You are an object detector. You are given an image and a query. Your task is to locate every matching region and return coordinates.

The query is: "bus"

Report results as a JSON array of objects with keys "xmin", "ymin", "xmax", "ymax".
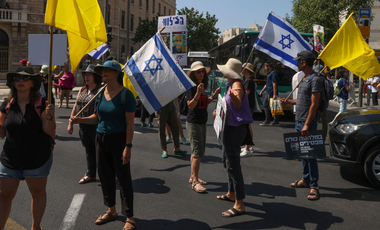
[{"xmin": 208, "ymin": 30, "xmax": 314, "ymax": 113}]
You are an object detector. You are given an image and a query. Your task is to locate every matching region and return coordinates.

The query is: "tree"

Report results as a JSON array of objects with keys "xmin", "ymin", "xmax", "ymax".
[
  {"xmin": 177, "ymin": 7, "xmax": 220, "ymax": 51},
  {"xmin": 288, "ymin": 0, "xmax": 378, "ymax": 43},
  {"xmin": 132, "ymin": 16, "xmax": 159, "ymax": 44}
]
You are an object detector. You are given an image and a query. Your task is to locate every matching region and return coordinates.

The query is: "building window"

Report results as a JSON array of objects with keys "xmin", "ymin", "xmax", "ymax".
[
  {"xmin": 131, "ymin": 0, "xmax": 134, "ymax": 3},
  {"xmin": 121, "ymin": 10, "xmax": 125, "ymax": 29},
  {"xmin": 164, "ymin": 6, "xmax": 166, "ymax": 15},
  {"xmin": 139, "ymin": 17, "xmax": 142, "ymax": 26},
  {"xmin": 152, "ymin": 0, "xmax": 155, "ymax": 13},
  {"xmin": 43, "ymin": 0, "xmax": 48, "ymax": 13},
  {"xmin": 130, "ymin": 47, "xmax": 134, "ymax": 56},
  {"xmin": 131, "ymin": 14, "xmax": 134, "ymax": 31},
  {"xmin": 139, "ymin": 0, "xmax": 142, "ymax": 7},
  {"xmin": 169, "ymin": 9, "xmax": 171, "ymax": 15},
  {"xmin": 146, "ymin": 0, "xmax": 149, "ymax": 11},
  {"xmin": 107, "ymin": 4, "xmax": 111, "ymax": 24},
  {"xmin": 158, "ymin": 3, "xmax": 161, "ymax": 14}
]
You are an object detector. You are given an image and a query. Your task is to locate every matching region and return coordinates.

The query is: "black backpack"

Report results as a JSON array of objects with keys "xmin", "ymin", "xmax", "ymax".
[{"xmin": 179, "ymin": 93, "xmax": 188, "ymax": 116}]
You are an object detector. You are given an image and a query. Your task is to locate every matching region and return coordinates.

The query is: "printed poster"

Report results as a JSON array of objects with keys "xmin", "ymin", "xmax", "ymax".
[
  {"xmin": 283, "ymin": 130, "xmax": 326, "ymax": 160},
  {"xmin": 214, "ymin": 94, "xmax": 227, "ymax": 144},
  {"xmin": 313, "ymin": 24, "xmax": 324, "ymax": 53}
]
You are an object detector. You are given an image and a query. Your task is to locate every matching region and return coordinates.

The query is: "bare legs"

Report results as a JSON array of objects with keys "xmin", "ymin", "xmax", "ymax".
[
  {"xmin": 59, "ymin": 89, "xmax": 71, "ymax": 108},
  {"xmin": 0, "ymin": 178, "xmax": 20, "ymax": 230}
]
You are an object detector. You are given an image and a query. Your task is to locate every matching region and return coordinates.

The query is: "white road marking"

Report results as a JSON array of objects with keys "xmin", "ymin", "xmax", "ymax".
[
  {"xmin": 55, "ymin": 121, "xmax": 63, "ymax": 124},
  {"xmin": 59, "ymin": 193, "xmax": 85, "ymax": 230},
  {"xmin": 134, "ymin": 131, "xmax": 142, "ymax": 134}
]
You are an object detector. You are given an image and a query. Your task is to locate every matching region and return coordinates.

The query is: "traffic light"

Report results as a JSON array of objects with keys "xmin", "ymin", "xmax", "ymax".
[{"xmin": 107, "ymin": 26, "xmax": 113, "ymax": 43}]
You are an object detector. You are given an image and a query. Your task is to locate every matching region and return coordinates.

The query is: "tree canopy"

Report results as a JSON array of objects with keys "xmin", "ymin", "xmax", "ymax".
[
  {"xmin": 287, "ymin": 0, "xmax": 378, "ymax": 43},
  {"xmin": 132, "ymin": 16, "xmax": 159, "ymax": 45}
]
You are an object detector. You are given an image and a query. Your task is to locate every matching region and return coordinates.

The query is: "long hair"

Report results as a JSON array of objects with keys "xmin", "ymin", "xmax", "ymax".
[
  {"xmin": 189, "ymin": 69, "xmax": 208, "ymax": 89},
  {"xmin": 8, "ymin": 78, "xmax": 41, "ymax": 105}
]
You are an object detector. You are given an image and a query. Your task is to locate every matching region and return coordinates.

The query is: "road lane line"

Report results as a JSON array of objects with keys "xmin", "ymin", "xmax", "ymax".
[
  {"xmin": 59, "ymin": 193, "xmax": 85, "ymax": 230},
  {"xmin": 5, "ymin": 218, "xmax": 27, "ymax": 230},
  {"xmin": 134, "ymin": 131, "xmax": 142, "ymax": 134}
]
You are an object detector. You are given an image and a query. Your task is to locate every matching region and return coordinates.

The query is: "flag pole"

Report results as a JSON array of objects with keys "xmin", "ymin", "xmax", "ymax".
[
  {"xmin": 242, "ymin": 46, "xmax": 255, "ymax": 74},
  {"xmin": 74, "ymin": 84, "xmax": 107, "ymax": 117},
  {"xmin": 47, "ymin": 25, "xmax": 54, "ymax": 120}
]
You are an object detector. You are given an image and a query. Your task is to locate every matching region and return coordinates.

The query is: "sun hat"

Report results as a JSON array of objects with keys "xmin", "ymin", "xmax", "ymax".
[
  {"xmin": 40, "ymin": 65, "xmax": 57, "ymax": 75},
  {"xmin": 186, "ymin": 61, "xmax": 210, "ymax": 77},
  {"xmin": 217, "ymin": 58, "xmax": 243, "ymax": 80},
  {"xmin": 19, "ymin": 59, "xmax": 27, "ymax": 64},
  {"xmin": 6, "ymin": 67, "xmax": 41, "ymax": 88},
  {"xmin": 242, "ymin": 63, "xmax": 254, "ymax": 73},
  {"xmin": 94, "ymin": 60, "xmax": 123, "ymax": 78},
  {"xmin": 81, "ymin": 64, "xmax": 102, "ymax": 78}
]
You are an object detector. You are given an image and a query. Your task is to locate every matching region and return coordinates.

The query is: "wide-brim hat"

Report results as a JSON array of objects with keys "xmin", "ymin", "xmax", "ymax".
[
  {"xmin": 242, "ymin": 63, "xmax": 254, "ymax": 73},
  {"xmin": 40, "ymin": 65, "xmax": 57, "ymax": 75},
  {"xmin": 217, "ymin": 58, "xmax": 243, "ymax": 80},
  {"xmin": 6, "ymin": 67, "xmax": 41, "ymax": 88},
  {"xmin": 81, "ymin": 64, "xmax": 102, "ymax": 78},
  {"xmin": 186, "ymin": 61, "xmax": 210, "ymax": 77},
  {"xmin": 94, "ymin": 60, "xmax": 123, "ymax": 78}
]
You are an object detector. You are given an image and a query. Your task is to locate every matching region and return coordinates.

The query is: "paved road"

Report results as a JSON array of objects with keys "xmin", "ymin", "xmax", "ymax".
[{"xmin": 2, "ymin": 101, "xmax": 380, "ymax": 230}]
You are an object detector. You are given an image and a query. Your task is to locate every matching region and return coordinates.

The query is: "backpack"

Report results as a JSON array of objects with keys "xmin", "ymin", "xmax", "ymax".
[
  {"xmin": 6, "ymin": 96, "xmax": 56, "ymax": 146},
  {"xmin": 307, "ymin": 73, "xmax": 329, "ymax": 119},
  {"xmin": 179, "ymin": 93, "xmax": 188, "ymax": 116},
  {"xmin": 333, "ymin": 79, "xmax": 344, "ymax": 96},
  {"xmin": 323, "ymin": 77, "xmax": 334, "ymax": 100}
]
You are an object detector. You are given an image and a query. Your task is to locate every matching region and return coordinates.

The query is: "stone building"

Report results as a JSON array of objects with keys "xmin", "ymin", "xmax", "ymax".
[{"xmin": 0, "ymin": 0, "xmax": 176, "ymax": 80}]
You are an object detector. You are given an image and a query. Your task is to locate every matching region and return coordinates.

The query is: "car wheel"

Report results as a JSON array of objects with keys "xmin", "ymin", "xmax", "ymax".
[{"xmin": 364, "ymin": 146, "xmax": 380, "ymax": 189}]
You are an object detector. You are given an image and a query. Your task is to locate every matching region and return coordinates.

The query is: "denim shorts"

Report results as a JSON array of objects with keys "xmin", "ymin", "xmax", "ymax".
[
  {"xmin": 337, "ymin": 97, "xmax": 347, "ymax": 113},
  {"xmin": 0, "ymin": 151, "xmax": 53, "ymax": 180}
]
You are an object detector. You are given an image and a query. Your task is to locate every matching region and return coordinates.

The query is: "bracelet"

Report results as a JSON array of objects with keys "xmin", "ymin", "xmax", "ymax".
[
  {"xmin": 211, "ymin": 95, "xmax": 214, "ymax": 99},
  {"xmin": 194, "ymin": 98, "xmax": 199, "ymax": 101}
]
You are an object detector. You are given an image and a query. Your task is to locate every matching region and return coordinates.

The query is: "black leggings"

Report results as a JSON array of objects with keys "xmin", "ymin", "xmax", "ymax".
[{"xmin": 96, "ymin": 132, "xmax": 134, "ymax": 217}]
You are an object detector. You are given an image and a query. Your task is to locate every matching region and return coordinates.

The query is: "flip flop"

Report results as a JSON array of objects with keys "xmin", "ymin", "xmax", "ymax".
[
  {"xmin": 123, "ymin": 220, "xmax": 136, "ymax": 230},
  {"xmin": 290, "ymin": 180, "xmax": 310, "ymax": 188},
  {"xmin": 216, "ymin": 195, "xmax": 235, "ymax": 202},
  {"xmin": 189, "ymin": 177, "xmax": 207, "ymax": 185},
  {"xmin": 192, "ymin": 182, "xmax": 206, "ymax": 193},
  {"xmin": 222, "ymin": 208, "xmax": 245, "ymax": 218},
  {"xmin": 79, "ymin": 177, "xmax": 96, "ymax": 184},
  {"xmin": 95, "ymin": 211, "xmax": 118, "ymax": 225},
  {"xmin": 307, "ymin": 189, "xmax": 320, "ymax": 201}
]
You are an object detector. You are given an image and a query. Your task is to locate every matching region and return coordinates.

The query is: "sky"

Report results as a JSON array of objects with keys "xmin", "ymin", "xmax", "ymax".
[{"xmin": 176, "ymin": 0, "xmax": 294, "ymax": 33}]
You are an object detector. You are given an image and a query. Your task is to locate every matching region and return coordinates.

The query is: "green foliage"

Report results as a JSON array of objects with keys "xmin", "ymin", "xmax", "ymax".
[
  {"xmin": 289, "ymin": 0, "xmax": 378, "ymax": 43},
  {"xmin": 132, "ymin": 16, "xmax": 159, "ymax": 44},
  {"xmin": 177, "ymin": 7, "xmax": 220, "ymax": 51}
]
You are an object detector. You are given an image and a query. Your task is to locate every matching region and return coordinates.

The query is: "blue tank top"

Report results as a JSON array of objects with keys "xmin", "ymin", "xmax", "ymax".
[{"xmin": 225, "ymin": 80, "xmax": 254, "ymax": 127}]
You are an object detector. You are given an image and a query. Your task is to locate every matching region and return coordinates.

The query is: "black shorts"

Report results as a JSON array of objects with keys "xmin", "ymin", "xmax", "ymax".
[{"xmin": 60, "ymin": 87, "xmax": 72, "ymax": 90}]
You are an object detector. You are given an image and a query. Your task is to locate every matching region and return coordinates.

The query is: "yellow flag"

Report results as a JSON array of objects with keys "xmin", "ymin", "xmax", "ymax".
[
  {"xmin": 319, "ymin": 13, "xmax": 380, "ymax": 80},
  {"xmin": 119, "ymin": 62, "xmax": 138, "ymax": 99},
  {"xmin": 44, "ymin": 0, "xmax": 107, "ymax": 72}
]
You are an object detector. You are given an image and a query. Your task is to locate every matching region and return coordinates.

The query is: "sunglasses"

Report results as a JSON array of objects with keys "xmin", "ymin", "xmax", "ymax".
[
  {"xmin": 195, "ymin": 70, "xmax": 205, "ymax": 74},
  {"xmin": 13, "ymin": 75, "xmax": 31, "ymax": 82}
]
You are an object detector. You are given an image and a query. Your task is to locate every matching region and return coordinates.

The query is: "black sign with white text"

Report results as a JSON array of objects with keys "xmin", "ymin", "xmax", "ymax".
[{"xmin": 283, "ymin": 130, "xmax": 326, "ymax": 160}]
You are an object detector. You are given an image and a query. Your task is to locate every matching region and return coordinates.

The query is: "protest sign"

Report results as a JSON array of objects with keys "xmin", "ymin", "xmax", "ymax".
[
  {"xmin": 283, "ymin": 131, "xmax": 326, "ymax": 160},
  {"xmin": 213, "ymin": 94, "xmax": 226, "ymax": 144}
]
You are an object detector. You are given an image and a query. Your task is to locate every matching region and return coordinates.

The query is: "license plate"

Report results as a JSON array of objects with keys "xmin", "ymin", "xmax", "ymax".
[{"xmin": 283, "ymin": 106, "xmax": 292, "ymax": 110}]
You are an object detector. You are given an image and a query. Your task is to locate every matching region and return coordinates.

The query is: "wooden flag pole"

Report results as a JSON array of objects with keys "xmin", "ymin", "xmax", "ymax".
[
  {"xmin": 242, "ymin": 47, "xmax": 255, "ymax": 74},
  {"xmin": 48, "ymin": 25, "xmax": 54, "ymax": 105},
  {"xmin": 74, "ymin": 84, "xmax": 107, "ymax": 117}
]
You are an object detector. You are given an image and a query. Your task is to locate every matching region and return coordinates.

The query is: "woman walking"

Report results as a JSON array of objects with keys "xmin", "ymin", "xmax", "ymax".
[
  {"xmin": 57, "ymin": 62, "xmax": 75, "ymax": 108},
  {"xmin": 70, "ymin": 60, "xmax": 137, "ymax": 230},
  {"xmin": 186, "ymin": 61, "xmax": 220, "ymax": 193},
  {"xmin": 214, "ymin": 58, "xmax": 253, "ymax": 217},
  {"xmin": 330, "ymin": 68, "xmax": 349, "ymax": 124},
  {"xmin": 0, "ymin": 67, "xmax": 55, "ymax": 230},
  {"xmin": 68, "ymin": 64, "xmax": 102, "ymax": 184}
]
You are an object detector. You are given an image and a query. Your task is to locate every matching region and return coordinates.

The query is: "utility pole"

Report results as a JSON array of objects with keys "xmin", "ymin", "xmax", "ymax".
[{"xmin": 126, "ymin": 0, "xmax": 130, "ymax": 59}]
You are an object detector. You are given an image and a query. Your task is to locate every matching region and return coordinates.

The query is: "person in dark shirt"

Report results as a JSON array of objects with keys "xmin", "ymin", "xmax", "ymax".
[
  {"xmin": 186, "ymin": 61, "xmax": 220, "ymax": 193},
  {"xmin": 0, "ymin": 67, "xmax": 55, "ymax": 230},
  {"xmin": 259, "ymin": 60, "xmax": 279, "ymax": 125},
  {"xmin": 330, "ymin": 68, "xmax": 350, "ymax": 124}
]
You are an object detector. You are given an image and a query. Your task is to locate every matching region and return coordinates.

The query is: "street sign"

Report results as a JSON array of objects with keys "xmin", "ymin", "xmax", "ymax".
[{"xmin": 359, "ymin": 8, "xmax": 371, "ymax": 38}]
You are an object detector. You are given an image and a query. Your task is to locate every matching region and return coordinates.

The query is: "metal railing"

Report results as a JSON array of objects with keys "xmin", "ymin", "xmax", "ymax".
[
  {"xmin": 0, "ymin": 46, "xmax": 9, "ymax": 72},
  {"xmin": 0, "ymin": 9, "xmax": 27, "ymax": 22}
]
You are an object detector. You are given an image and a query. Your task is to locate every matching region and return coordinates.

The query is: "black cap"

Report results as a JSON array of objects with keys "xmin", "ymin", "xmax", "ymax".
[{"xmin": 293, "ymin": 50, "xmax": 314, "ymax": 61}]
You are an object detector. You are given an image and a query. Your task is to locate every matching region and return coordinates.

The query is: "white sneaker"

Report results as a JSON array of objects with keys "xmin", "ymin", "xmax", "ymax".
[
  {"xmin": 181, "ymin": 137, "xmax": 188, "ymax": 145},
  {"xmin": 240, "ymin": 150, "xmax": 252, "ymax": 157},
  {"xmin": 241, "ymin": 147, "xmax": 254, "ymax": 152}
]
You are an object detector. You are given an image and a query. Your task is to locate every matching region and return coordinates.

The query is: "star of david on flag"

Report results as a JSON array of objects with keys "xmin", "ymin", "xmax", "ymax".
[
  {"xmin": 123, "ymin": 33, "xmax": 195, "ymax": 115},
  {"xmin": 254, "ymin": 11, "xmax": 312, "ymax": 71}
]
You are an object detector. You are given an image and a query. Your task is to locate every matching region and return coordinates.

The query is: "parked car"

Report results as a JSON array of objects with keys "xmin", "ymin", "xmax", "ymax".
[{"xmin": 329, "ymin": 107, "xmax": 380, "ymax": 189}]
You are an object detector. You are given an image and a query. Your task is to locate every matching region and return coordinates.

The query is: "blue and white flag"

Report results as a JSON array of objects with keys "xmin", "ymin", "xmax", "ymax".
[
  {"xmin": 254, "ymin": 11, "xmax": 313, "ymax": 71},
  {"xmin": 123, "ymin": 33, "xmax": 195, "ymax": 114},
  {"xmin": 87, "ymin": 43, "xmax": 110, "ymax": 59}
]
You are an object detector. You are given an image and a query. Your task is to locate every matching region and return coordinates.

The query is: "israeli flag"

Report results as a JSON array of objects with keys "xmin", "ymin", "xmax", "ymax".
[
  {"xmin": 87, "ymin": 43, "xmax": 110, "ymax": 59},
  {"xmin": 123, "ymin": 33, "xmax": 195, "ymax": 114},
  {"xmin": 254, "ymin": 11, "xmax": 312, "ymax": 71}
]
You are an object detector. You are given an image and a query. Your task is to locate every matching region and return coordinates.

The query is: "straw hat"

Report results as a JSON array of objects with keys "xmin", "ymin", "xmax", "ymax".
[
  {"xmin": 217, "ymin": 58, "xmax": 243, "ymax": 80},
  {"xmin": 6, "ymin": 67, "xmax": 41, "ymax": 88},
  {"xmin": 242, "ymin": 63, "xmax": 254, "ymax": 73},
  {"xmin": 186, "ymin": 61, "xmax": 210, "ymax": 77}
]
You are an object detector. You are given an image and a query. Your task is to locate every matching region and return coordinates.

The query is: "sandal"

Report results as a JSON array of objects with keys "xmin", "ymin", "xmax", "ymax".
[
  {"xmin": 123, "ymin": 220, "xmax": 136, "ymax": 230},
  {"xmin": 216, "ymin": 195, "xmax": 235, "ymax": 202},
  {"xmin": 222, "ymin": 208, "xmax": 246, "ymax": 218},
  {"xmin": 189, "ymin": 177, "xmax": 208, "ymax": 185},
  {"xmin": 307, "ymin": 189, "xmax": 320, "ymax": 201},
  {"xmin": 290, "ymin": 180, "xmax": 310, "ymax": 188},
  {"xmin": 95, "ymin": 211, "xmax": 118, "ymax": 225},
  {"xmin": 192, "ymin": 182, "xmax": 206, "ymax": 193},
  {"xmin": 79, "ymin": 176, "xmax": 96, "ymax": 184}
]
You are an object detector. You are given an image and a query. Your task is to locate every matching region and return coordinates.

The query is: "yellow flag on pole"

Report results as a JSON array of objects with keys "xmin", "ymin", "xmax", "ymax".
[
  {"xmin": 44, "ymin": 0, "xmax": 107, "ymax": 72},
  {"xmin": 120, "ymin": 62, "xmax": 138, "ymax": 99},
  {"xmin": 319, "ymin": 13, "xmax": 380, "ymax": 80}
]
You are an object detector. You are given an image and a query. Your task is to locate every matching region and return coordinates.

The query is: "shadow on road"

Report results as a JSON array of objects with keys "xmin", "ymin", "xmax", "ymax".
[
  {"xmin": 122, "ymin": 218, "xmax": 211, "ymax": 230},
  {"xmin": 132, "ymin": 177, "xmax": 170, "ymax": 194}
]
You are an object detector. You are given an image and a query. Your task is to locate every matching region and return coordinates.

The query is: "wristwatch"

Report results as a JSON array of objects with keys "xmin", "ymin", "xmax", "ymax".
[{"xmin": 125, "ymin": 143, "xmax": 132, "ymax": 148}]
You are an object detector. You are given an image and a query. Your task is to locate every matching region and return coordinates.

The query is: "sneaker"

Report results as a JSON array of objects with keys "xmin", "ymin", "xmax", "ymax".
[
  {"xmin": 162, "ymin": 151, "xmax": 168, "ymax": 158},
  {"xmin": 270, "ymin": 122, "xmax": 280, "ymax": 126},
  {"xmin": 173, "ymin": 149, "xmax": 187, "ymax": 155},
  {"xmin": 181, "ymin": 137, "xmax": 188, "ymax": 145},
  {"xmin": 259, "ymin": 122, "xmax": 270, "ymax": 126},
  {"xmin": 241, "ymin": 146, "xmax": 254, "ymax": 152},
  {"xmin": 240, "ymin": 150, "xmax": 252, "ymax": 157},
  {"xmin": 141, "ymin": 123, "xmax": 147, "ymax": 127},
  {"xmin": 166, "ymin": 136, "xmax": 173, "ymax": 143},
  {"xmin": 148, "ymin": 123, "xmax": 154, "ymax": 128}
]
